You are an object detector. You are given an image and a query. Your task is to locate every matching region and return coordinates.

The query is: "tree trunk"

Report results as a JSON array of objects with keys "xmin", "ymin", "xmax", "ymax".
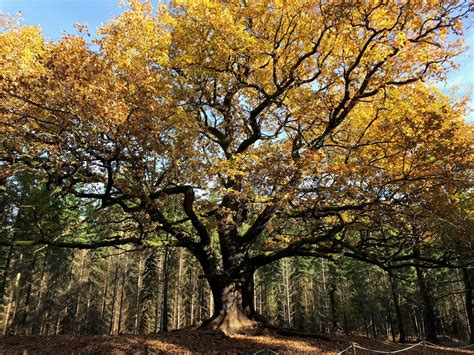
[
  {"xmin": 73, "ymin": 251, "xmax": 87, "ymax": 332},
  {"xmin": 329, "ymin": 287, "xmax": 337, "ymax": 333},
  {"xmin": 189, "ymin": 265, "xmax": 196, "ymax": 326},
  {"xmin": 154, "ymin": 251, "xmax": 163, "ymax": 333},
  {"xmin": 83, "ymin": 280, "xmax": 92, "ymax": 334},
  {"xmin": 280, "ymin": 258, "xmax": 294, "ymax": 328},
  {"xmin": 462, "ymin": 267, "xmax": 474, "ymax": 343},
  {"xmin": 371, "ymin": 312, "xmax": 377, "ymax": 338},
  {"xmin": 117, "ymin": 256, "xmax": 128, "ymax": 335},
  {"xmin": 18, "ymin": 255, "xmax": 37, "ymax": 333},
  {"xmin": 135, "ymin": 251, "xmax": 144, "ymax": 334},
  {"xmin": 161, "ymin": 246, "xmax": 170, "ymax": 332},
  {"xmin": 31, "ymin": 256, "xmax": 47, "ymax": 335},
  {"xmin": 412, "ymin": 308, "xmax": 421, "ymax": 341},
  {"xmin": 109, "ymin": 254, "xmax": 121, "ymax": 335},
  {"xmin": 389, "ymin": 272, "xmax": 406, "ymax": 343},
  {"xmin": 416, "ymin": 266, "xmax": 438, "ymax": 343},
  {"xmin": 0, "ymin": 246, "xmax": 13, "ymax": 304},
  {"xmin": 173, "ymin": 249, "xmax": 185, "ymax": 329},
  {"xmin": 100, "ymin": 258, "xmax": 111, "ymax": 324},
  {"xmin": 411, "ymin": 225, "xmax": 438, "ymax": 343},
  {"xmin": 200, "ymin": 271, "xmax": 260, "ymax": 335}
]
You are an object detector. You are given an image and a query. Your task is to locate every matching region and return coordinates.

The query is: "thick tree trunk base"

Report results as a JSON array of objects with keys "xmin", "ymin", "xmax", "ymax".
[
  {"xmin": 200, "ymin": 310, "xmax": 264, "ymax": 335},
  {"xmin": 199, "ymin": 313, "xmax": 329, "ymax": 340},
  {"xmin": 198, "ymin": 280, "xmax": 269, "ymax": 335},
  {"xmin": 198, "ymin": 281, "xmax": 330, "ymax": 338}
]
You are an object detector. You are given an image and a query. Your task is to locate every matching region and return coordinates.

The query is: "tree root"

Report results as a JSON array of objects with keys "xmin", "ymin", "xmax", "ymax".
[{"xmin": 197, "ymin": 313, "xmax": 329, "ymax": 340}]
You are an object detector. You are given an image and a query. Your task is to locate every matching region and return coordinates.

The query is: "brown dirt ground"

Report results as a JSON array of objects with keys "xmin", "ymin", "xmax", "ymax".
[{"xmin": 0, "ymin": 331, "xmax": 473, "ymax": 354}]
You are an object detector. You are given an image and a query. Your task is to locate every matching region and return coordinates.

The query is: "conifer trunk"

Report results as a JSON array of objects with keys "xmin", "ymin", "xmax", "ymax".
[
  {"xmin": 389, "ymin": 273, "xmax": 406, "ymax": 343},
  {"xmin": 462, "ymin": 267, "xmax": 474, "ymax": 343},
  {"xmin": 161, "ymin": 246, "xmax": 170, "ymax": 332},
  {"xmin": 416, "ymin": 266, "xmax": 438, "ymax": 343},
  {"xmin": 0, "ymin": 246, "xmax": 13, "ymax": 304}
]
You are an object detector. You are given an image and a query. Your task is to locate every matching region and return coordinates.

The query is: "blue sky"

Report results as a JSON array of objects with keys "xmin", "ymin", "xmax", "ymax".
[
  {"xmin": 0, "ymin": 0, "xmax": 122, "ymax": 40},
  {"xmin": 0, "ymin": 0, "xmax": 472, "ymax": 121}
]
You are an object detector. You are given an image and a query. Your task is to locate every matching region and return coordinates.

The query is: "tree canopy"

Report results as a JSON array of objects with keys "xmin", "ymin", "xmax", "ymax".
[{"xmin": 0, "ymin": 0, "xmax": 472, "ymax": 334}]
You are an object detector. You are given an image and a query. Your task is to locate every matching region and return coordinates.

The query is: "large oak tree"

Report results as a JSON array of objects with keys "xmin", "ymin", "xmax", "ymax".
[{"xmin": 1, "ymin": 0, "xmax": 472, "ymax": 334}]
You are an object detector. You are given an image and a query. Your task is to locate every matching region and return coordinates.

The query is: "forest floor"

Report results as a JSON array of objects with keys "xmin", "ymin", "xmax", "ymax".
[{"xmin": 0, "ymin": 330, "xmax": 473, "ymax": 354}]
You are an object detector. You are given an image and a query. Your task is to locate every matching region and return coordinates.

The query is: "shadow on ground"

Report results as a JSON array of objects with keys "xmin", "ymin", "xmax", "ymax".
[{"xmin": 0, "ymin": 331, "xmax": 472, "ymax": 354}]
